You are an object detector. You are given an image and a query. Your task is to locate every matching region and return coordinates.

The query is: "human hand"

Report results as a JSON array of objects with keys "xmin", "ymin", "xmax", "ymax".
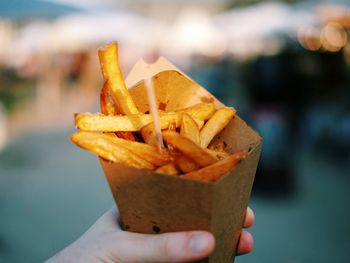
[{"xmin": 47, "ymin": 206, "xmax": 254, "ymax": 263}]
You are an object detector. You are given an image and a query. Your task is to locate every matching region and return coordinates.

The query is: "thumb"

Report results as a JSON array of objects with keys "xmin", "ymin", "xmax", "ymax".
[{"xmin": 112, "ymin": 230, "xmax": 215, "ymax": 262}]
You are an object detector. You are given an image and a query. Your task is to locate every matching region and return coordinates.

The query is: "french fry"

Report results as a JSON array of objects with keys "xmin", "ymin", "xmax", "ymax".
[
  {"xmin": 155, "ymin": 163, "xmax": 179, "ymax": 176},
  {"xmin": 116, "ymin": 131, "xmax": 137, "ymax": 141},
  {"xmin": 165, "ymin": 121, "xmax": 178, "ymax": 151},
  {"xmin": 73, "ymin": 43, "xmax": 247, "ymax": 181},
  {"xmin": 100, "ymin": 81, "xmax": 116, "ymax": 115},
  {"xmin": 182, "ymin": 103, "xmax": 216, "ymax": 121},
  {"xmin": 100, "ymin": 132, "xmax": 170, "ymax": 166},
  {"xmin": 75, "ymin": 112, "xmax": 182, "ymax": 132},
  {"xmin": 99, "ymin": 82, "xmax": 118, "ymax": 138},
  {"xmin": 140, "ymin": 123, "xmax": 158, "ymax": 146},
  {"xmin": 140, "ymin": 119, "xmax": 176, "ymax": 146},
  {"xmin": 190, "ymin": 118, "xmax": 204, "ymax": 130},
  {"xmin": 162, "ymin": 131, "xmax": 216, "ymax": 167},
  {"xmin": 200, "ymin": 107, "xmax": 236, "ymax": 148},
  {"xmin": 180, "ymin": 113, "xmax": 200, "ymax": 144},
  {"xmin": 70, "ymin": 131, "xmax": 154, "ymax": 170},
  {"xmin": 98, "ymin": 43, "xmax": 139, "ymax": 115},
  {"xmin": 100, "ymin": 81, "xmax": 136, "ymax": 141},
  {"xmin": 205, "ymin": 149, "xmax": 230, "ymax": 160},
  {"xmin": 174, "ymin": 154, "xmax": 199, "ymax": 173},
  {"xmin": 183, "ymin": 151, "xmax": 247, "ymax": 182}
]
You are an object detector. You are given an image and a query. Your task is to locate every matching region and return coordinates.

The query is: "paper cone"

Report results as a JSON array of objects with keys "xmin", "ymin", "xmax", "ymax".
[{"xmin": 100, "ymin": 57, "xmax": 262, "ymax": 263}]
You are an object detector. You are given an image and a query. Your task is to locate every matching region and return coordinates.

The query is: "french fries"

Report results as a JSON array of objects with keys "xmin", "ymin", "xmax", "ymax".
[
  {"xmin": 162, "ymin": 131, "xmax": 216, "ymax": 167},
  {"xmin": 200, "ymin": 107, "xmax": 236, "ymax": 148},
  {"xmin": 140, "ymin": 123, "xmax": 158, "ymax": 146},
  {"xmin": 174, "ymin": 154, "xmax": 199, "ymax": 173},
  {"xmin": 98, "ymin": 43, "xmax": 139, "ymax": 115},
  {"xmin": 100, "ymin": 132, "xmax": 170, "ymax": 166},
  {"xmin": 183, "ymin": 151, "xmax": 247, "ymax": 182},
  {"xmin": 100, "ymin": 81, "xmax": 116, "ymax": 116},
  {"xmin": 180, "ymin": 113, "xmax": 200, "ymax": 144},
  {"xmin": 75, "ymin": 112, "xmax": 181, "ymax": 132},
  {"xmin": 71, "ymin": 131, "xmax": 154, "ymax": 170},
  {"xmin": 100, "ymin": 81, "xmax": 136, "ymax": 141},
  {"xmin": 182, "ymin": 103, "xmax": 216, "ymax": 121},
  {"xmin": 155, "ymin": 163, "xmax": 179, "ymax": 175},
  {"xmin": 71, "ymin": 42, "xmax": 245, "ymax": 182}
]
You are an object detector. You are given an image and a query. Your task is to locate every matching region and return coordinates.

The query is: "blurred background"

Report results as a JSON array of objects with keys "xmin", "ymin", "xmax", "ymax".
[{"xmin": 1, "ymin": 0, "xmax": 350, "ymax": 262}]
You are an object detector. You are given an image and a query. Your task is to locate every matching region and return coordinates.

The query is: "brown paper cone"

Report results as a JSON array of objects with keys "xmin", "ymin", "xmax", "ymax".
[{"xmin": 100, "ymin": 58, "xmax": 262, "ymax": 263}]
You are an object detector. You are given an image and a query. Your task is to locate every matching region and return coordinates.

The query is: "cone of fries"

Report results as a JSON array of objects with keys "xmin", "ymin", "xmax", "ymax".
[{"xmin": 71, "ymin": 43, "xmax": 262, "ymax": 263}]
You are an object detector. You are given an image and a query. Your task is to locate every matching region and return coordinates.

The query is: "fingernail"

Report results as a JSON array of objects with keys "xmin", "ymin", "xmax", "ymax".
[{"xmin": 188, "ymin": 233, "xmax": 210, "ymax": 252}]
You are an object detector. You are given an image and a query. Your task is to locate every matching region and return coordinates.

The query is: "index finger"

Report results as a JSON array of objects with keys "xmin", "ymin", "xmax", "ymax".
[{"xmin": 243, "ymin": 207, "xmax": 254, "ymax": 228}]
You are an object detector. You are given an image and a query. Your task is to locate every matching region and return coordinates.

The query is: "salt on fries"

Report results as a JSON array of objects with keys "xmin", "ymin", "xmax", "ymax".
[{"xmin": 71, "ymin": 42, "xmax": 246, "ymax": 182}]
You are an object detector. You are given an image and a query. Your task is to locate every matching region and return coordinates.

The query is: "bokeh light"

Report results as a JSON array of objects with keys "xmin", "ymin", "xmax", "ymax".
[
  {"xmin": 320, "ymin": 22, "xmax": 347, "ymax": 52},
  {"xmin": 298, "ymin": 25, "xmax": 322, "ymax": 51}
]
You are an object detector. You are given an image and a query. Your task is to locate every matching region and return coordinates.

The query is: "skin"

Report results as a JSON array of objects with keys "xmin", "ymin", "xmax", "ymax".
[{"xmin": 47, "ymin": 206, "xmax": 254, "ymax": 263}]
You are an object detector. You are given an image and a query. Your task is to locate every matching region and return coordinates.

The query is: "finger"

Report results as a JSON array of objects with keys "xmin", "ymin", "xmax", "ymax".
[
  {"xmin": 112, "ymin": 230, "xmax": 215, "ymax": 262},
  {"xmin": 237, "ymin": 230, "xmax": 254, "ymax": 256},
  {"xmin": 243, "ymin": 207, "xmax": 254, "ymax": 228}
]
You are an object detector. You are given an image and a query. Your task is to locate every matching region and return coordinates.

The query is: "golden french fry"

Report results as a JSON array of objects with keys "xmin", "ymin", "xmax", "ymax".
[
  {"xmin": 200, "ymin": 107, "xmax": 236, "ymax": 148},
  {"xmin": 183, "ymin": 151, "xmax": 247, "ymax": 182},
  {"xmin": 162, "ymin": 131, "xmax": 216, "ymax": 167},
  {"xmin": 141, "ymin": 120, "xmax": 176, "ymax": 146},
  {"xmin": 174, "ymin": 154, "xmax": 199, "ymax": 173},
  {"xmin": 205, "ymin": 149, "xmax": 230, "ymax": 160},
  {"xmin": 181, "ymin": 103, "xmax": 216, "ymax": 121},
  {"xmin": 180, "ymin": 113, "xmax": 200, "ymax": 144},
  {"xmin": 115, "ymin": 131, "xmax": 136, "ymax": 141},
  {"xmin": 194, "ymin": 119, "xmax": 205, "ymax": 130},
  {"xmin": 140, "ymin": 123, "xmax": 158, "ymax": 146},
  {"xmin": 101, "ymin": 132, "xmax": 170, "ymax": 166},
  {"xmin": 75, "ymin": 112, "xmax": 182, "ymax": 132},
  {"xmin": 98, "ymin": 43, "xmax": 139, "ymax": 115},
  {"xmin": 100, "ymin": 81, "xmax": 116, "ymax": 140},
  {"xmin": 100, "ymin": 82, "xmax": 137, "ymax": 141},
  {"xmin": 70, "ymin": 131, "xmax": 154, "ymax": 170},
  {"xmin": 100, "ymin": 81, "xmax": 116, "ymax": 115},
  {"xmin": 155, "ymin": 163, "xmax": 179, "ymax": 176},
  {"xmin": 166, "ymin": 121, "xmax": 178, "ymax": 151}
]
